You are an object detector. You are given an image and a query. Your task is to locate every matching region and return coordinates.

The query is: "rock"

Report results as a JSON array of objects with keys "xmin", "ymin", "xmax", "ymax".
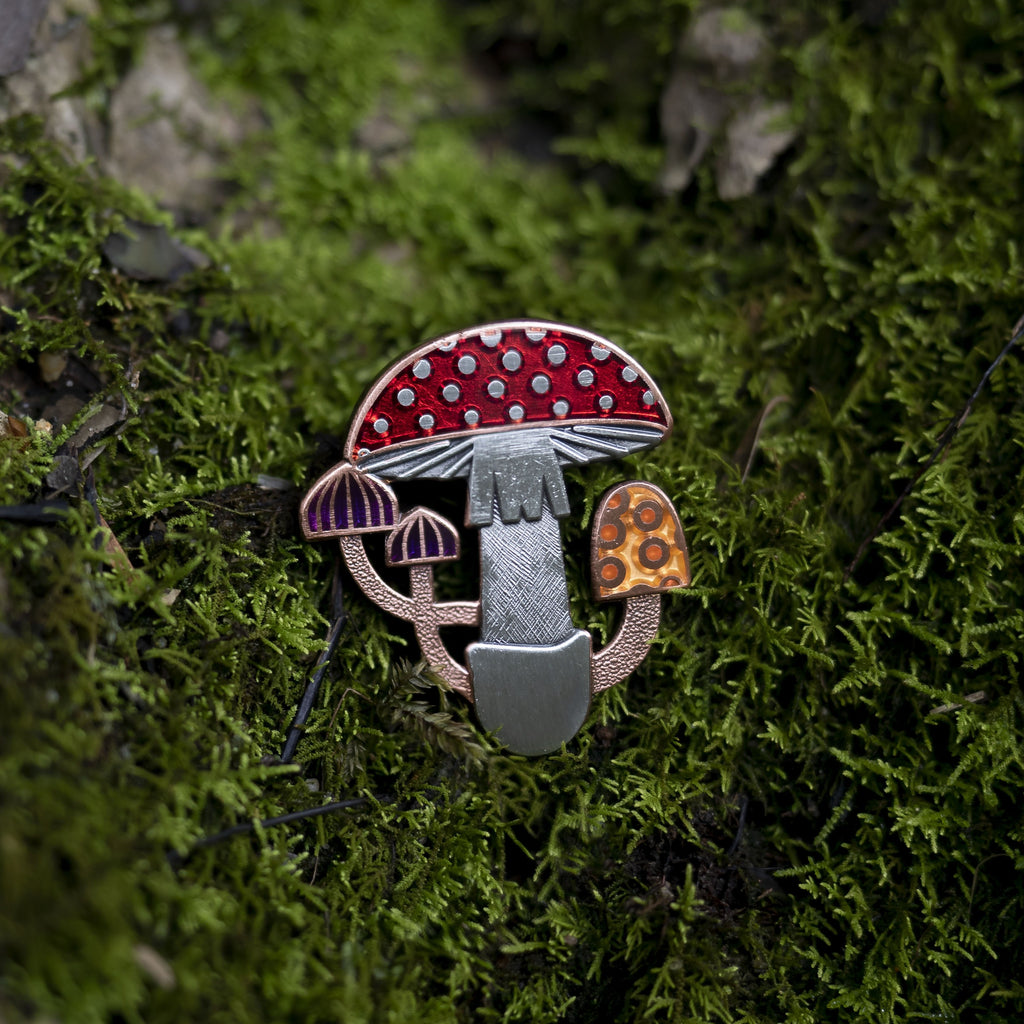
[
  {"xmin": 355, "ymin": 108, "xmax": 411, "ymax": 157},
  {"xmin": 715, "ymin": 101, "xmax": 797, "ymax": 200},
  {"xmin": 38, "ymin": 350, "xmax": 68, "ymax": 382},
  {"xmin": 680, "ymin": 6, "xmax": 766, "ymax": 69},
  {"xmin": 41, "ymin": 394, "xmax": 84, "ymax": 428},
  {"xmin": 45, "ymin": 453, "xmax": 80, "ymax": 494},
  {"xmin": 0, "ymin": 0, "xmax": 101, "ymax": 162},
  {"xmin": 68, "ymin": 402, "xmax": 122, "ymax": 449},
  {"xmin": 105, "ymin": 26, "xmax": 248, "ymax": 213},
  {"xmin": 658, "ymin": 75, "xmax": 730, "ymax": 195},
  {"xmin": 659, "ymin": 6, "xmax": 798, "ymax": 199},
  {"xmin": 103, "ymin": 219, "xmax": 209, "ymax": 281},
  {"xmin": 0, "ymin": 0, "xmax": 48, "ymax": 77}
]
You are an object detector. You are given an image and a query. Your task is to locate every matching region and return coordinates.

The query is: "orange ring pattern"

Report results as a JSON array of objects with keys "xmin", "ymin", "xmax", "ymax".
[{"xmin": 592, "ymin": 482, "xmax": 691, "ymax": 600}]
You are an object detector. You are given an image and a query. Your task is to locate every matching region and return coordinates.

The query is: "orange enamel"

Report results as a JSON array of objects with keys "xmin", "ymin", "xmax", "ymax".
[{"xmin": 592, "ymin": 482, "xmax": 691, "ymax": 601}]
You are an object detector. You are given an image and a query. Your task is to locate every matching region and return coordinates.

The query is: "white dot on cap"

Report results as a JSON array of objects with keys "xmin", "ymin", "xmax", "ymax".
[
  {"xmin": 457, "ymin": 354, "xmax": 477, "ymax": 374},
  {"xmin": 591, "ymin": 344, "xmax": 610, "ymax": 361},
  {"xmin": 531, "ymin": 374, "xmax": 550, "ymax": 394},
  {"xmin": 437, "ymin": 338, "xmax": 457, "ymax": 351},
  {"xmin": 413, "ymin": 359, "xmax": 431, "ymax": 379},
  {"xmin": 418, "ymin": 413, "xmax": 435, "ymax": 429},
  {"xmin": 598, "ymin": 394, "xmax": 614, "ymax": 410},
  {"xmin": 480, "ymin": 327, "xmax": 502, "ymax": 346},
  {"xmin": 502, "ymin": 349, "xmax": 523, "ymax": 372},
  {"xmin": 621, "ymin": 366, "xmax": 638, "ymax": 383},
  {"xmin": 547, "ymin": 344, "xmax": 567, "ymax": 366},
  {"xmin": 442, "ymin": 383, "xmax": 461, "ymax": 403},
  {"xmin": 642, "ymin": 390, "xmax": 655, "ymax": 406},
  {"xmin": 373, "ymin": 417, "xmax": 389, "ymax": 434},
  {"xmin": 577, "ymin": 368, "xmax": 595, "ymax": 387},
  {"xmin": 487, "ymin": 379, "xmax": 505, "ymax": 399},
  {"xmin": 552, "ymin": 399, "xmax": 570, "ymax": 417},
  {"xmin": 397, "ymin": 387, "xmax": 415, "ymax": 407},
  {"xmin": 508, "ymin": 404, "xmax": 525, "ymax": 421},
  {"xmin": 464, "ymin": 409, "xmax": 480, "ymax": 425},
  {"xmin": 357, "ymin": 447, "xmax": 370, "ymax": 458},
  {"xmin": 525, "ymin": 328, "xmax": 547, "ymax": 342}
]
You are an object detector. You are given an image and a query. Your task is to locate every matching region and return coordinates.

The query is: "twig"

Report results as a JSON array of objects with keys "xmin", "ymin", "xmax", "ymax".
[
  {"xmin": 280, "ymin": 557, "xmax": 348, "ymax": 763},
  {"xmin": 169, "ymin": 796, "xmax": 377, "ymax": 866},
  {"xmin": 734, "ymin": 396, "xmax": 791, "ymax": 484},
  {"xmin": 845, "ymin": 313, "xmax": 1024, "ymax": 580},
  {"xmin": 727, "ymin": 794, "xmax": 749, "ymax": 856},
  {"xmin": 0, "ymin": 502, "xmax": 70, "ymax": 523},
  {"xmin": 928, "ymin": 690, "xmax": 987, "ymax": 716}
]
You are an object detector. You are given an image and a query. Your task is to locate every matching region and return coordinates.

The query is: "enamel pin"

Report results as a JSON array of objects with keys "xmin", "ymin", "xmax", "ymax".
[{"xmin": 300, "ymin": 320, "xmax": 691, "ymax": 755}]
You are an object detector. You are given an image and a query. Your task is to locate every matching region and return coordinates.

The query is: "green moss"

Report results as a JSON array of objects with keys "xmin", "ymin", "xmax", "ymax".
[{"xmin": 2, "ymin": 0, "xmax": 1024, "ymax": 1021}]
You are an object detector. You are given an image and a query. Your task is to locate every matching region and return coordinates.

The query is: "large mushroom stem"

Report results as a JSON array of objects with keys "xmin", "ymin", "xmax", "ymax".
[
  {"xmin": 462, "ymin": 433, "xmax": 594, "ymax": 754},
  {"xmin": 477, "ymin": 500, "xmax": 574, "ymax": 645},
  {"xmin": 468, "ymin": 431, "xmax": 576, "ymax": 647},
  {"xmin": 339, "ymin": 535, "xmax": 479, "ymax": 699}
]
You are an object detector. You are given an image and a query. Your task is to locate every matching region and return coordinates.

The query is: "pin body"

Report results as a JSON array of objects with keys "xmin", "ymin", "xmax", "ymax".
[{"xmin": 300, "ymin": 320, "xmax": 691, "ymax": 755}]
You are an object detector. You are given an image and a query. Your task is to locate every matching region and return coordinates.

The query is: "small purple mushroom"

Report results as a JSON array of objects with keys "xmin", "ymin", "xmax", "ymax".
[
  {"xmin": 385, "ymin": 507, "xmax": 459, "ymax": 567},
  {"xmin": 300, "ymin": 462, "xmax": 398, "ymax": 539}
]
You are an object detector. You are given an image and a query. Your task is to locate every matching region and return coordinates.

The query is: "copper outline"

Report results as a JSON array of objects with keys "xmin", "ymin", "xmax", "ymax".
[
  {"xmin": 339, "ymin": 535, "xmax": 479, "ymax": 701},
  {"xmin": 591, "ymin": 593, "xmax": 662, "ymax": 693},
  {"xmin": 344, "ymin": 319, "xmax": 674, "ymax": 462},
  {"xmin": 384, "ymin": 506, "xmax": 461, "ymax": 567}
]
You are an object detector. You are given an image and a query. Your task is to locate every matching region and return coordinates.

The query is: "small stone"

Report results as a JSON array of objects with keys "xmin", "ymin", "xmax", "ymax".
[
  {"xmin": 105, "ymin": 26, "xmax": 249, "ymax": 212},
  {"xmin": 1, "ymin": 1, "xmax": 99, "ymax": 161},
  {"xmin": 103, "ymin": 219, "xmax": 209, "ymax": 282},
  {"xmin": 38, "ymin": 350, "xmax": 68, "ymax": 382},
  {"xmin": 209, "ymin": 329, "xmax": 230, "ymax": 352},
  {"xmin": 69, "ymin": 403, "xmax": 122, "ymax": 449},
  {"xmin": 256, "ymin": 474, "xmax": 292, "ymax": 491},
  {"xmin": 45, "ymin": 454, "xmax": 80, "ymax": 494},
  {"xmin": 41, "ymin": 394, "xmax": 84, "ymax": 428},
  {"xmin": 0, "ymin": 0, "xmax": 48, "ymax": 76},
  {"xmin": 715, "ymin": 101, "xmax": 797, "ymax": 199},
  {"xmin": 132, "ymin": 945, "xmax": 176, "ymax": 991}
]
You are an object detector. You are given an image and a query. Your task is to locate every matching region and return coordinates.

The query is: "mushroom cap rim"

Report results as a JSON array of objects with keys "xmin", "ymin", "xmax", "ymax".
[
  {"xmin": 383, "ymin": 505, "xmax": 461, "ymax": 566},
  {"xmin": 352, "ymin": 416, "xmax": 669, "ymax": 470}
]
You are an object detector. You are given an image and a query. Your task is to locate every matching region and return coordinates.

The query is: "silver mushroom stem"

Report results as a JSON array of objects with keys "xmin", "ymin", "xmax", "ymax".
[{"xmin": 467, "ymin": 431, "xmax": 576, "ymax": 647}]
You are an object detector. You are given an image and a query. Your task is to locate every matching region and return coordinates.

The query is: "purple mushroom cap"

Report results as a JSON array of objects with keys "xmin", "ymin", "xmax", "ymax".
[
  {"xmin": 300, "ymin": 462, "xmax": 399, "ymax": 539},
  {"xmin": 385, "ymin": 507, "xmax": 460, "ymax": 566}
]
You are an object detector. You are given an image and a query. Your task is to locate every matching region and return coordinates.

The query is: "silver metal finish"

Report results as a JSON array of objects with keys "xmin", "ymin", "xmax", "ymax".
[
  {"xmin": 468, "ymin": 631, "xmax": 591, "ymax": 756},
  {"xmin": 355, "ymin": 423, "xmax": 664, "ymax": 507},
  {"xmin": 479, "ymin": 495, "xmax": 573, "ymax": 645},
  {"xmin": 467, "ymin": 431, "xmax": 570, "ymax": 526}
]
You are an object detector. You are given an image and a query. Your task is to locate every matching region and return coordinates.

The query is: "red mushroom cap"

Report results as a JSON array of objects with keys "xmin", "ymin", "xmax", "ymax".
[{"xmin": 345, "ymin": 320, "xmax": 671, "ymax": 463}]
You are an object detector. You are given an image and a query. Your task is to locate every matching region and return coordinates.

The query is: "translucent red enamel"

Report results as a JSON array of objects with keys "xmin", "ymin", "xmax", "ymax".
[{"xmin": 351, "ymin": 327, "xmax": 667, "ymax": 456}]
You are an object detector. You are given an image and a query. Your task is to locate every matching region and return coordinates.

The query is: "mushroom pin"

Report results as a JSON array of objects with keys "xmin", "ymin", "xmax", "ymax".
[{"xmin": 300, "ymin": 320, "xmax": 691, "ymax": 755}]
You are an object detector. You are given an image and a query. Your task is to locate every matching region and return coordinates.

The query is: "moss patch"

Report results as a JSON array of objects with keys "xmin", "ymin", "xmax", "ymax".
[{"xmin": 2, "ymin": 1, "xmax": 1024, "ymax": 1021}]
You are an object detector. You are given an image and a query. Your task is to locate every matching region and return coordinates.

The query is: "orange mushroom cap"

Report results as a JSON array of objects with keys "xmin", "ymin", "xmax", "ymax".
[{"xmin": 591, "ymin": 482, "xmax": 691, "ymax": 601}]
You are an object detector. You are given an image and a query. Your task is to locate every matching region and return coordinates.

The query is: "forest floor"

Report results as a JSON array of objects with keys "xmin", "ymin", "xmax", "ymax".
[{"xmin": 2, "ymin": 1, "xmax": 1024, "ymax": 1022}]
